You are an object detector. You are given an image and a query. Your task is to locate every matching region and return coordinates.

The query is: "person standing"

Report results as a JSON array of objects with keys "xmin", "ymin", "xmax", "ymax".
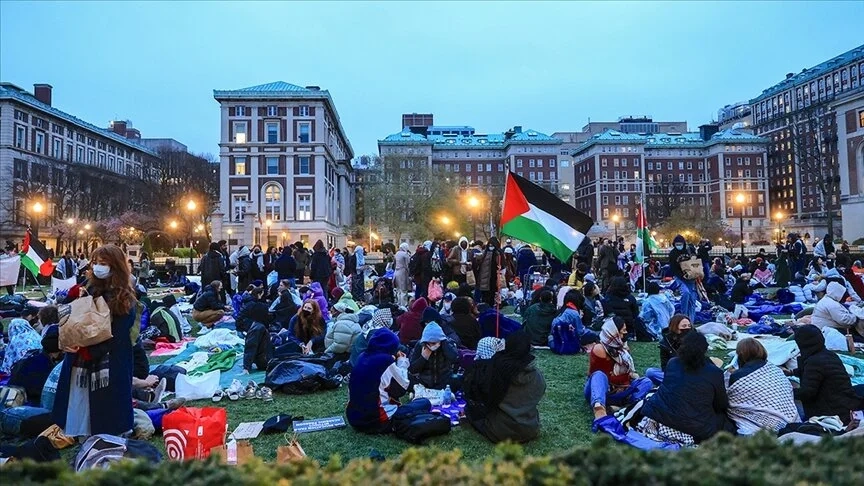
[
  {"xmin": 411, "ymin": 243, "xmax": 431, "ymax": 300},
  {"xmin": 597, "ymin": 239, "xmax": 619, "ymax": 292},
  {"xmin": 309, "ymin": 240, "xmax": 332, "ymax": 291},
  {"xmin": 697, "ymin": 239, "xmax": 713, "ymax": 280},
  {"xmin": 474, "ymin": 238, "xmax": 502, "ymax": 306},
  {"xmin": 447, "ymin": 237, "xmax": 472, "ymax": 285},
  {"xmin": 52, "ymin": 244, "xmax": 136, "ymax": 437},
  {"xmin": 349, "ymin": 245, "xmax": 367, "ymax": 302},
  {"xmin": 292, "ymin": 242, "xmax": 310, "ymax": 283},
  {"xmin": 669, "ymin": 235, "xmax": 697, "ymax": 324},
  {"xmin": 394, "ymin": 243, "xmax": 412, "ymax": 296},
  {"xmin": 56, "ymin": 250, "xmax": 79, "ymax": 281}
]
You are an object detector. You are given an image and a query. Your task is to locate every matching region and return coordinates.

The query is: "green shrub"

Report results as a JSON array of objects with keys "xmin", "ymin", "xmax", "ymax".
[
  {"xmin": 171, "ymin": 247, "xmax": 198, "ymax": 259},
  {"xmin": 4, "ymin": 433, "xmax": 863, "ymax": 485}
]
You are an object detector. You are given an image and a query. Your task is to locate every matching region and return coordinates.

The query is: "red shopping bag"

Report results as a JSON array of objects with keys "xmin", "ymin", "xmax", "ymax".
[{"xmin": 162, "ymin": 407, "xmax": 228, "ymax": 461}]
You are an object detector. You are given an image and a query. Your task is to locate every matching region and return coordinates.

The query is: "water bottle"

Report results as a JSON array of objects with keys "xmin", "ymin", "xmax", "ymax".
[{"xmin": 442, "ymin": 385, "xmax": 453, "ymax": 407}]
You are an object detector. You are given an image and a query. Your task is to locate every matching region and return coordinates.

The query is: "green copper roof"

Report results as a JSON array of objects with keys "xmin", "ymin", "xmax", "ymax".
[
  {"xmin": 379, "ymin": 128, "xmax": 560, "ymax": 148},
  {"xmin": 572, "ymin": 129, "xmax": 768, "ymax": 154},
  {"xmin": 750, "ymin": 44, "xmax": 864, "ymax": 104}
]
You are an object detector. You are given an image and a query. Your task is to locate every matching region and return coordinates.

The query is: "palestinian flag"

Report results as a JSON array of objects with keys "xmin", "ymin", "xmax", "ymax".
[
  {"xmin": 500, "ymin": 172, "xmax": 593, "ymax": 262},
  {"xmin": 635, "ymin": 203, "xmax": 659, "ymax": 264},
  {"xmin": 21, "ymin": 230, "xmax": 54, "ymax": 277}
]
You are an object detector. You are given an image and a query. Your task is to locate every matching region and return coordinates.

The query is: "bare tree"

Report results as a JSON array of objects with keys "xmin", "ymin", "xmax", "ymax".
[{"xmin": 645, "ymin": 178, "xmax": 688, "ymax": 223}]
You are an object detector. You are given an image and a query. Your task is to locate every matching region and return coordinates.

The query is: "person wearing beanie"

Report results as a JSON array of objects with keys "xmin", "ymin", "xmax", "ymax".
[
  {"xmin": 408, "ymin": 322, "xmax": 458, "ymax": 389},
  {"xmin": 792, "ymin": 324, "xmax": 864, "ymax": 423},
  {"xmin": 347, "ymin": 328, "xmax": 432, "ymax": 433},
  {"xmin": 422, "ymin": 305, "xmax": 461, "ymax": 347}
]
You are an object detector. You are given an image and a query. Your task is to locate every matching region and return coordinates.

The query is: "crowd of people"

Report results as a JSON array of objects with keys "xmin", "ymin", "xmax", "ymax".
[{"xmin": 1, "ymin": 229, "xmax": 862, "ymax": 453}]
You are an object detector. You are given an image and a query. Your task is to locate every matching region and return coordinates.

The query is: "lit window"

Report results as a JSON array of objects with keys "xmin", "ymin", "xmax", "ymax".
[
  {"xmin": 298, "ymin": 123, "xmax": 311, "ymax": 143},
  {"xmin": 266, "ymin": 156, "xmax": 279, "ymax": 175},
  {"xmin": 235, "ymin": 157, "xmax": 246, "ymax": 175},
  {"xmin": 263, "ymin": 184, "xmax": 282, "ymax": 221},
  {"xmin": 298, "ymin": 156, "xmax": 311, "ymax": 175},
  {"xmin": 859, "ymin": 110, "xmax": 864, "ymax": 128},
  {"xmin": 233, "ymin": 122, "xmax": 247, "ymax": 143},
  {"xmin": 297, "ymin": 194, "xmax": 312, "ymax": 221},
  {"xmin": 266, "ymin": 122, "xmax": 279, "ymax": 144}
]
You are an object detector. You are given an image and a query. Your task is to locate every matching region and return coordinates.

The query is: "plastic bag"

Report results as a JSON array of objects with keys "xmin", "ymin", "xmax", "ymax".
[
  {"xmin": 175, "ymin": 370, "xmax": 221, "ymax": 401},
  {"xmin": 267, "ymin": 270, "xmax": 278, "ymax": 287},
  {"xmin": 162, "ymin": 407, "xmax": 227, "ymax": 461}
]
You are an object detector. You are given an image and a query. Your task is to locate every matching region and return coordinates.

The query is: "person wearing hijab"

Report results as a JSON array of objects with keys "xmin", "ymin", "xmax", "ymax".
[
  {"xmin": 350, "ymin": 308, "xmax": 393, "ymax": 367},
  {"xmin": 350, "ymin": 245, "xmax": 367, "ymax": 302},
  {"xmin": 465, "ymin": 330, "xmax": 546, "ymax": 443},
  {"xmin": 583, "ymin": 317, "xmax": 641, "ymax": 419},
  {"xmin": 1, "ymin": 318, "xmax": 43, "ymax": 374},
  {"xmin": 394, "ymin": 243, "xmax": 413, "ymax": 296}
]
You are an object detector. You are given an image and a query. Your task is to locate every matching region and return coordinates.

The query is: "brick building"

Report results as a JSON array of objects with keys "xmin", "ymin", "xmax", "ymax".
[
  {"xmin": 571, "ymin": 127, "xmax": 771, "ymax": 243},
  {"xmin": 212, "ymin": 82, "xmax": 355, "ymax": 250},
  {"xmin": 833, "ymin": 89, "xmax": 864, "ymax": 240},
  {"xmin": 749, "ymin": 44, "xmax": 864, "ymax": 239},
  {"xmin": 0, "ymin": 82, "xmax": 160, "ymax": 253}
]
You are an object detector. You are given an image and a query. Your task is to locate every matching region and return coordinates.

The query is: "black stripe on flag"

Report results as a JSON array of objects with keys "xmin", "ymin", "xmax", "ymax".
[{"xmin": 510, "ymin": 172, "xmax": 594, "ymax": 234}]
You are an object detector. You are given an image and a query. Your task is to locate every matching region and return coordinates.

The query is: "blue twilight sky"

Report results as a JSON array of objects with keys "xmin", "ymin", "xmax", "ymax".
[{"xmin": 1, "ymin": 1, "xmax": 862, "ymax": 157}]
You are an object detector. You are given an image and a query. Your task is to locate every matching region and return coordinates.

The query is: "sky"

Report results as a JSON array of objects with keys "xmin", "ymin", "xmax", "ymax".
[{"xmin": 2, "ymin": 1, "xmax": 862, "ymax": 157}]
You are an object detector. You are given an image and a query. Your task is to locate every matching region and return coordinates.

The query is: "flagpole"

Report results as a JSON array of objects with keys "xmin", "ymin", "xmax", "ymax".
[{"xmin": 641, "ymin": 171, "xmax": 647, "ymax": 293}]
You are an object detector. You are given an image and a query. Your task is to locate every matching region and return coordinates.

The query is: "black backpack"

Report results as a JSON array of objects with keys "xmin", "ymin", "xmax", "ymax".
[
  {"xmin": 408, "ymin": 253, "xmax": 421, "ymax": 277},
  {"xmin": 391, "ymin": 411, "xmax": 451, "ymax": 444}
]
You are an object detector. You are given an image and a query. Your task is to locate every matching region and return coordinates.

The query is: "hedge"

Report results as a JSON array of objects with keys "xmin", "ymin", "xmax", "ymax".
[{"xmin": 4, "ymin": 433, "xmax": 864, "ymax": 485}]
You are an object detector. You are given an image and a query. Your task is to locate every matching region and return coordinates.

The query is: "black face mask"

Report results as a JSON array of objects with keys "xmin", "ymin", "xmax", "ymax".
[
  {"xmin": 679, "ymin": 327, "xmax": 691, "ymax": 336},
  {"xmin": 302, "ymin": 310, "xmax": 312, "ymax": 317}
]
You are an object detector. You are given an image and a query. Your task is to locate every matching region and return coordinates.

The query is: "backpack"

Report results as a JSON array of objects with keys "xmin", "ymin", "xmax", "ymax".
[
  {"xmin": 391, "ymin": 411, "xmax": 451, "ymax": 444},
  {"xmin": 408, "ymin": 253, "xmax": 421, "ymax": 277},
  {"xmin": 550, "ymin": 318, "xmax": 581, "ymax": 355},
  {"xmin": 150, "ymin": 307, "xmax": 183, "ymax": 343},
  {"xmin": 74, "ymin": 434, "xmax": 161, "ymax": 472}
]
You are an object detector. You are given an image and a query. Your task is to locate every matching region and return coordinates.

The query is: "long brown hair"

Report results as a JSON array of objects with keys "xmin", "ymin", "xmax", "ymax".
[
  {"xmin": 88, "ymin": 244, "xmax": 136, "ymax": 316},
  {"xmin": 296, "ymin": 299, "xmax": 323, "ymax": 341},
  {"xmin": 668, "ymin": 314, "xmax": 691, "ymax": 334}
]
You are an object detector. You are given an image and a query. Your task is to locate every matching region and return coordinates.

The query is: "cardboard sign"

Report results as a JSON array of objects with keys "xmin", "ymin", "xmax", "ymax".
[
  {"xmin": 231, "ymin": 421, "xmax": 264, "ymax": 440},
  {"xmin": 292, "ymin": 416, "xmax": 346, "ymax": 433}
]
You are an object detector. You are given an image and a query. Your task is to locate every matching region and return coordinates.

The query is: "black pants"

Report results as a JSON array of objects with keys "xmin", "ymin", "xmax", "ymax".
[
  {"xmin": 4, "ymin": 285, "xmax": 13, "ymax": 295},
  {"xmin": 244, "ymin": 322, "xmax": 271, "ymax": 372}
]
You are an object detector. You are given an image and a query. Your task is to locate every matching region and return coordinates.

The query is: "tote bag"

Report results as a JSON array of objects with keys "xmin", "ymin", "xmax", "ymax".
[
  {"xmin": 175, "ymin": 370, "xmax": 221, "ymax": 401},
  {"xmin": 680, "ymin": 257, "xmax": 704, "ymax": 280},
  {"xmin": 59, "ymin": 295, "xmax": 113, "ymax": 350},
  {"xmin": 163, "ymin": 407, "xmax": 227, "ymax": 461}
]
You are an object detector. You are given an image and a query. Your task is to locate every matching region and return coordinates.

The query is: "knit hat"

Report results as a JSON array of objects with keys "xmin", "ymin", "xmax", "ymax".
[
  {"xmin": 446, "ymin": 281, "xmax": 460, "ymax": 291},
  {"xmin": 442, "ymin": 292, "xmax": 455, "ymax": 302},
  {"xmin": 331, "ymin": 287, "xmax": 345, "ymax": 300},
  {"xmin": 420, "ymin": 322, "xmax": 446, "ymax": 343},
  {"xmin": 422, "ymin": 307, "xmax": 441, "ymax": 324}
]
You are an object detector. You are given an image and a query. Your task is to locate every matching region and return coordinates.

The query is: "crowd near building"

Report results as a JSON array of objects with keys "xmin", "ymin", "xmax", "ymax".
[{"xmin": 212, "ymin": 82, "xmax": 355, "ymax": 250}]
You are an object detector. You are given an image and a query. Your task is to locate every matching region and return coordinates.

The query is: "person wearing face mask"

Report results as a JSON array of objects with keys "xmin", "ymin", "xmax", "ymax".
[
  {"xmin": 285, "ymin": 299, "xmax": 326, "ymax": 355},
  {"xmin": 394, "ymin": 243, "xmax": 413, "ymax": 296},
  {"xmin": 584, "ymin": 317, "xmax": 645, "ymax": 420},
  {"xmin": 53, "ymin": 244, "xmax": 137, "ymax": 438},
  {"xmin": 654, "ymin": 313, "xmax": 693, "ymax": 381},
  {"xmin": 581, "ymin": 281, "xmax": 604, "ymax": 330},
  {"xmin": 408, "ymin": 322, "xmax": 458, "ymax": 389},
  {"xmin": 249, "ymin": 245, "xmax": 266, "ymax": 283},
  {"xmin": 474, "ymin": 238, "xmax": 502, "ymax": 307},
  {"xmin": 668, "ymin": 234, "xmax": 697, "ymax": 324}
]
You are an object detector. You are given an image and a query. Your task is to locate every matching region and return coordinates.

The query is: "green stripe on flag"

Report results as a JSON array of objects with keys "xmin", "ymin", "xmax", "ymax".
[
  {"xmin": 502, "ymin": 215, "xmax": 579, "ymax": 262},
  {"xmin": 19, "ymin": 253, "xmax": 40, "ymax": 277}
]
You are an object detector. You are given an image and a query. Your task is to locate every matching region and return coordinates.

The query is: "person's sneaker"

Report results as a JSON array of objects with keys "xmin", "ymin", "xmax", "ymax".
[
  {"xmin": 256, "ymin": 386, "xmax": 273, "ymax": 402},
  {"xmin": 164, "ymin": 397, "xmax": 186, "ymax": 410},
  {"xmin": 226, "ymin": 379, "xmax": 243, "ymax": 401},
  {"xmin": 152, "ymin": 378, "xmax": 167, "ymax": 404},
  {"xmin": 212, "ymin": 389, "xmax": 225, "ymax": 402},
  {"xmin": 243, "ymin": 381, "xmax": 258, "ymax": 400}
]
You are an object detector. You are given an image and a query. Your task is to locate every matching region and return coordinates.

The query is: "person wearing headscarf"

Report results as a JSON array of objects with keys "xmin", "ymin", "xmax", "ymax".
[
  {"xmin": 8, "ymin": 324, "xmax": 62, "ymax": 403},
  {"xmin": 1, "ymin": 318, "xmax": 43, "ymax": 374},
  {"xmin": 583, "ymin": 317, "xmax": 640, "ymax": 419},
  {"xmin": 465, "ymin": 331, "xmax": 546, "ymax": 443},
  {"xmin": 350, "ymin": 245, "xmax": 368, "ymax": 302},
  {"xmin": 350, "ymin": 308, "xmax": 393, "ymax": 367},
  {"xmin": 394, "ymin": 243, "xmax": 412, "ymax": 295},
  {"xmin": 474, "ymin": 337, "xmax": 505, "ymax": 361},
  {"xmin": 447, "ymin": 237, "xmax": 473, "ymax": 285}
]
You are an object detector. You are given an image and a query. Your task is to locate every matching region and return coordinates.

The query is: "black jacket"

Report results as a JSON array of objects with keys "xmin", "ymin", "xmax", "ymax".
[
  {"xmin": 309, "ymin": 250, "xmax": 331, "ymax": 282},
  {"xmin": 642, "ymin": 358, "xmax": 735, "ymax": 443},
  {"xmin": 199, "ymin": 250, "xmax": 226, "ymax": 285},
  {"xmin": 236, "ymin": 255, "xmax": 252, "ymax": 289},
  {"xmin": 272, "ymin": 289, "xmax": 299, "ymax": 327},
  {"xmin": 730, "ymin": 279, "xmax": 752, "ymax": 304},
  {"xmin": 236, "ymin": 295, "xmax": 270, "ymax": 333},
  {"xmin": 193, "ymin": 287, "xmax": 223, "ymax": 312},
  {"xmin": 658, "ymin": 329, "xmax": 685, "ymax": 371},
  {"xmin": 696, "ymin": 242, "xmax": 712, "ymax": 263},
  {"xmin": 274, "ymin": 253, "xmax": 297, "ymax": 281},
  {"xmin": 602, "ymin": 280, "xmax": 639, "ymax": 327},
  {"xmin": 793, "ymin": 325, "xmax": 864, "ymax": 424},
  {"xmin": 576, "ymin": 238, "xmax": 594, "ymax": 266},
  {"xmin": 451, "ymin": 313, "xmax": 481, "ymax": 350}
]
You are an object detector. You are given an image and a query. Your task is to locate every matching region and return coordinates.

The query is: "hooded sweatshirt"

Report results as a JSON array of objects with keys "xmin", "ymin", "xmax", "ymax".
[
  {"xmin": 396, "ymin": 297, "xmax": 429, "ymax": 344},
  {"xmin": 810, "ymin": 281, "xmax": 858, "ymax": 331},
  {"xmin": 447, "ymin": 237, "xmax": 471, "ymax": 274},
  {"xmin": 408, "ymin": 322, "xmax": 458, "ymax": 389},
  {"xmin": 793, "ymin": 324, "xmax": 864, "ymax": 423},
  {"xmin": 308, "ymin": 282, "xmax": 331, "ymax": 322},
  {"xmin": 346, "ymin": 329, "xmax": 410, "ymax": 431},
  {"xmin": 668, "ymin": 235, "xmax": 692, "ymax": 279}
]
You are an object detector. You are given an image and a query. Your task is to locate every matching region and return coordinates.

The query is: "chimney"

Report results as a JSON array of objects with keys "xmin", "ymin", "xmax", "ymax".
[
  {"xmin": 109, "ymin": 120, "xmax": 127, "ymax": 135},
  {"xmin": 33, "ymin": 84, "xmax": 52, "ymax": 106},
  {"xmin": 513, "ymin": 126, "xmax": 523, "ymax": 134},
  {"xmin": 785, "ymin": 72, "xmax": 794, "ymax": 79},
  {"xmin": 305, "ymin": 85, "xmax": 320, "ymax": 91}
]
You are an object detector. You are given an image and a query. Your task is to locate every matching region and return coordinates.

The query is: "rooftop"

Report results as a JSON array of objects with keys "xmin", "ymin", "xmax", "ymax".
[
  {"xmin": 380, "ymin": 127, "xmax": 560, "ymax": 148},
  {"xmin": 750, "ymin": 43, "xmax": 864, "ymax": 104},
  {"xmin": 572, "ymin": 128, "xmax": 768, "ymax": 154},
  {"xmin": 0, "ymin": 82, "xmax": 159, "ymax": 157}
]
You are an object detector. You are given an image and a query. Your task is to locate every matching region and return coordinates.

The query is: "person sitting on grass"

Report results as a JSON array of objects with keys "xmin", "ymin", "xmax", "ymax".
[
  {"xmin": 521, "ymin": 289, "xmax": 558, "ymax": 346},
  {"xmin": 751, "ymin": 259, "xmax": 774, "ymax": 288},
  {"xmin": 465, "ymin": 331, "xmax": 546, "ymax": 444},
  {"xmin": 346, "ymin": 328, "xmax": 432, "ymax": 434},
  {"xmin": 192, "ymin": 281, "xmax": 226, "ymax": 328},
  {"xmin": 395, "ymin": 297, "xmax": 429, "ymax": 345},
  {"xmin": 581, "ymin": 281, "xmax": 604, "ymax": 331},
  {"xmin": 351, "ymin": 308, "xmax": 393, "ymax": 367},
  {"xmin": 552, "ymin": 289, "xmax": 600, "ymax": 348},
  {"xmin": 270, "ymin": 279, "xmax": 299, "ymax": 329},
  {"xmin": 641, "ymin": 332, "xmax": 735, "ymax": 444},
  {"xmin": 8, "ymin": 324, "xmax": 62, "ymax": 404},
  {"xmin": 583, "ymin": 317, "xmax": 643, "ymax": 419},
  {"xmin": 726, "ymin": 338, "xmax": 799, "ymax": 434},
  {"xmin": 284, "ymin": 299, "xmax": 327, "ymax": 355},
  {"xmin": 325, "ymin": 301, "xmax": 362, "ymax": 360},
  {"xmin": 235, "ymin": 286, "xmax": 270, "ymax": 334},
  {"xmin": 449, "ymin": 297, "xmax": 481, "ymax": 349},
  {"xmin": 811, "ymin": 282, "xmax": 863, "ymax": 335},
  {"xmin": 658, "ymin": 314, "xmax": 693, "ymax": 373},
  {"xmin": 639, "ymin": 281, "xmax": 675, "ymax": 341},
  {"xmin": 242, "ymin": 301, "xmax": 273, "ymax": 374},
  {"xmin": 408, "ymin": 322, "xmax": 458, "ymax": 389}
]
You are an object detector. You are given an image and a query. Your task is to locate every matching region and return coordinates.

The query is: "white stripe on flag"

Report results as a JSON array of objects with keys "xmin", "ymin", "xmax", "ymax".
[
  {"xmin": 52, "ymin": 276, "xmax": 77, "ymax": 292},
  {"xmin": 0, "ymin": 255, "xmax": 20, "ymax": 287},
  {"xmin": 525, "ymin": 203, "xmax": 586, "ymax": 251}
]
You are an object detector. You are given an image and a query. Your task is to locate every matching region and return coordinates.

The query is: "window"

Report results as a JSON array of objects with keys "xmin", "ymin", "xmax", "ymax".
[
  {"xmin": 477, "ymin": 164, "xmax": 483, "ymax": 172},
  {"xmin": 65, "ymin": 143, "xmax": 72, "ymax": 161},
  {"xmin": 757, "ymin": 194, "xmax": 764, "ymax": 203},
  {"xmin": 298, "ymin": 156, "xmax": 311, "ymax": 175},
  {"xmin": 613, "ymin": 158, "xmax": 619, "ymax": 167},
  {"xmin": 498, "ymin": 164, "xmax": 504, "ymax": 172},
  {"xmin": 299, "ymin": 105, "xmax": 309, "ymax": 116},
  {"xmin": 235, "ymin": 157, "xmax": 247, "ymax": 175},
  {"xmin": 35, "ymin": 132, "xmax": 44, "ymax": 152},
  {"xmin": 486, "ymin": 163, "xmax": 492, "ymax": 172},
  {"xmin": 550, "ymin": 159, "xmax": 556, "ymax": 168},
  {"xmin": 727, "ymin": 206, "xmax": 734, "ymax": 216},
  {"xmin": 622, "ymin": 159, "xmax": 628, "ymax": 167},
  {"xmin": 266, "ymin": 122, "xmax": 279, "ymax": 143},
  {"xmin": 745, "ymin": 157, "xmax": 751, "ymax": 165},
  {"xmin": 263, "ymin": 184, "xmax": 282, "ymax": 221},
  {"xmin": 529, "ymin": 159, "xmax": 535, "ymax": 167},
  {"xmin": 52, "ymin": 138, "xmax": 62, "ymax": 158},
  {"xmin": 267, "ymin": 105, "xmax": 278, "ymax": 116},
  {"xmin": 516, "ymin": 160, "xmax": 523, "ymax": 168},
  {"xmin": 232, "ymin": 194, "xmax": 248, "ymax": 221},
  {"xmin": 647, "ymin": 161, "xmax": 654, "ymax": 170},
  {"xmin": 602, "ymin": 208, "xmax": 609, "ymax": 218},
  {"xmin": 76, "ymin": 146, "xmax": 84, "ymax": 162},
  {"xmin": 538, "ymin": 160, "xmax": 544, "ymax": 168},
  {"xmin": 266, "ymin": 156, "xmax": 279, "ymax": 175},
  {"xmin": 98, "ymin": 153, "xmax": 106, "ymax": 167},
  {"xmin": 529, "ymin": 172, "xmax": 535, "ymax": 181},
  {"xmin": 602, "ymin": 196, "xmax": 609, "ymax": 205},
  {"xmin": 15, "ymin": 126, "xmax": 25, "ymax": 148},
  {"xmin": 88, "ymin": 150, "xmax": 95, "ymax": 164},
  {"xmin": 14, "ymin": 159, "xmax": 27, "ymax": 179},
  {"xmin": 667, "ymin": 161, "xmax": 672, "ymax": 170},
  {"xmin": 233, "ymin": 122, "xmax": 247, "ymax": 143},
  {"xmin": 725, "ymin": 157, "xmax": 731, "ymax": 166},
  {"xmin": 622, "ymin": 208, "xmax": 629, "ymax": 218},
  {"xmin": 859, "ymin": 110, "xmax": 864, "ymax": 128},
  {"xmin": 678, "ymin": 161, "xmax": 684, "ymax": 170},
  {"xmin": 601, "ymin": 158, "xmax": 607, "ymax": 167},
  {"xmin": 745, "ymin": 169, "xmax": 751, "ymax": 177},
  {"xmin": 298, "ymin": 123, "xmax": 311, "ymax": 143}
]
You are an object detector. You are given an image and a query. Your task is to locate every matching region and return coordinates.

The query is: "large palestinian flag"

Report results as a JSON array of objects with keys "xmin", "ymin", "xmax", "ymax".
[
  {"xmin": 500, "ymin": 172, "xmax": 594, "ymax": 262},
  {"xmin": 21, "ymin": 230, "xmax": 54, "ymax": 277}
]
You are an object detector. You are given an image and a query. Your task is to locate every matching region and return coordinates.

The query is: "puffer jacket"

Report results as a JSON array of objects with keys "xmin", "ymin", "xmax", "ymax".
[
  {"xmin": 467, "ymin": 361, "xmax": 546, "ymax": 444},
  {"xmin": 793, "ymin": 324, "xmax": 864, "ymax": 424},
  {"xmin": 811, "ymin": 282, "xmax": 858, "ymax": 331},
  {"xmin": 325, "ymin": 313, "xmax": 362, "ymax": 355},
  {"xmin": 521, "ymin": 302, "xmax": 557, "ymax": 346}
]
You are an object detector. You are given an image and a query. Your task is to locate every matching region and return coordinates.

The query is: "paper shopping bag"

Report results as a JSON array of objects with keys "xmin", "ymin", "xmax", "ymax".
[
  {"xmin": 466, "ymin": 271, "xmax": 476, "ymax": 287},
  {"xmin": 211, "ymin": 440, "xmax": 254, "ymax": 466},
  {"xmin": 276, "ymin": 434, "xmax": 306, "ymax": 463},
  {"xmin": 59, "ymin": 295, "xmax": 113, "ymax": 350},
  {"xmin": 162, "ymin": 407, "xmax": 227, "ymax": 461}
]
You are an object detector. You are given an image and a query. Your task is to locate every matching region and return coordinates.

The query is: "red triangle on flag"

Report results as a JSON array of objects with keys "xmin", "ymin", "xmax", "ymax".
[{"xmin": 501, "ymin": 173, "xmax": 530, "ymax": 226}]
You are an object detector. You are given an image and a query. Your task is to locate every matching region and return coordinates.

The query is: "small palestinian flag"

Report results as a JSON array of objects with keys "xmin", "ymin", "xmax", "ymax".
[
  {"xmin": 500, "ymin": 172, "xmax": 594, "ymax": 262},
  {"xmin": 21, "ymin": 230, "xmax": 54, "ymax": 277}
]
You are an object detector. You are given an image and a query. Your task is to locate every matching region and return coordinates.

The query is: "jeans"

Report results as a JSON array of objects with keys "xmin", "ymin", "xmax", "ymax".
[
  {"xmin": 645, "ymin": 367, "xmax": 664, "ymax": 385},
  {"xmin": 676, "ymin": 277, "xmax": 697, "ymax": 324},
  {"xmin": 584, "ymin": 371, "xmax": 631, "ymax": 407},
  {"xmin": 392, "ymin": 398, "xmax": 432, "ymax": 421}
]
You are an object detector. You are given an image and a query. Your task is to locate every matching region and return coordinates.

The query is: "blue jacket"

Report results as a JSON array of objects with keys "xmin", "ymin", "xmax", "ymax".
[
  {"xmin": 639, "ymin": 294, "xmax": 675, "ymax": 340},
  {"xmin": 346, "ymin": 329, "xmax": 410, "ymax": 432},
  {"xmin": 550, "ymin": 307, "xmax": 598, "ymax": 354},
  {"xmin": 516, "ymin": 247, "xmax": 537, "ymax": 278}
]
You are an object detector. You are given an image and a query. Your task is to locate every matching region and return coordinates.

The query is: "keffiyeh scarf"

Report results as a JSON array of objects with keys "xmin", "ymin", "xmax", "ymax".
[
  {"xmin": 600, "ymin": 319, "xmax": 635, "ymax": 376},
  {"xmin": 475, "ymin": 337, "xmax": 505, "ymax": 360},
  {"xmin": 727, "ymin": 363, "xmax": 799, "ymax": 434}
]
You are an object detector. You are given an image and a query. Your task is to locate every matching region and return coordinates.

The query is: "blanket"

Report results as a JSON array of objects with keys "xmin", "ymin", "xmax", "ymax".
[
  {"xmin": 727, "ymin": 338, "xmax": 799, "ymax": 369},
  {"xmin": 153, "ymin": 344, "xmax": 265, "ymax": 388},
  {"xmin": 149, "ymin": 338, "xmax": 195, "ymax": 357},
  {"xmin": 727, "ymin": 363, "xmax": 799, "ymax": 434},
  {"xmin": 838, "ymin": 354, "xmax": 864, "ymax": 386}
]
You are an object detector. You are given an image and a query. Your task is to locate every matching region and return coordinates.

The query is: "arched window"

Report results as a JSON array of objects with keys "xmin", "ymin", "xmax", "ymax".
[{"xmin": 262, "ymin": 183, "xmax": 282, "ymax": 221}]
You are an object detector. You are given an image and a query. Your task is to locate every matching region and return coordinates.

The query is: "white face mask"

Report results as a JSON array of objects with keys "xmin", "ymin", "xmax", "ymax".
[
  {"xmin": 443, "ymin": 302, "xmax": 452, "ymax": 311},
  {"xmin": 427, "ymin": 343, "xmax": 441, "ymax": 351},
  {"xmin": 92, "ymin": 264, "xmax": 111, "ymax": 279},
  {"xmin": 675, "ymin": 244, "xmax": 684, "ymax": 250}
]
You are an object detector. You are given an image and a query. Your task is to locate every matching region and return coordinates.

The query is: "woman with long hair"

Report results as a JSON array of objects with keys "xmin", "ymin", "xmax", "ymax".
[
  {"xmin": 286, "ymin": 299, "xmax": 326, "ymax": 355},
  {"xmin": 52, "ymin": 244, "xmax": 137, "ymax": 437}
]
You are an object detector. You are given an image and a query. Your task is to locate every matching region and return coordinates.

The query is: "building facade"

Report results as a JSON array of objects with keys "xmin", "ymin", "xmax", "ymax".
[
  {"xmin": 833, "ymin": 89, "xmax": 864, "ymax": 241},
  {"xmin": 213, "ymin": 82, "xmax": 355, "ymax": 250},
  {"xmin": 749, "ymin": 44, "xmax": 864, "ymax": 238},
  {"xmin": 571, "ymin": 127, "xmax": 771, "ymax": 243},
  {"xmin": 0, "ymin": 82, "xmax": 160, "ymax": 253}
]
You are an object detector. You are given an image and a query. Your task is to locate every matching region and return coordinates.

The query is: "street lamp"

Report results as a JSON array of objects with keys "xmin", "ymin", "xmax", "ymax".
[
  {"xmin": 440, "ymin": 215, "xmax": 451, "ymax": 226},
  {"xmin": 265, "ymin": 219, "xmax": 272, "ymax": 247},
  {"xmin": 226, "ymin": 229, "xmax": 233, "ymax": 254},
  {"xmin": 774, "ymin": 211, "xmax": 785, "ymax": 245},
  {"xmin": 735, "ymin": 193, "xmax": 746, "ymax": 258},
  {"xmin": 184, "ymin": 200, "xmax": 198, "ymax": 274},
  {"xmin": 467, "ymin": 195, "xmax": 481, "ymax": 242},
  {"xmin": 31, "ymin": 201, "xmax": 44, "ymax": 239},
  {"xmin": 611, "ymin": 213, "xmax": 620, "ymax": 241}
]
